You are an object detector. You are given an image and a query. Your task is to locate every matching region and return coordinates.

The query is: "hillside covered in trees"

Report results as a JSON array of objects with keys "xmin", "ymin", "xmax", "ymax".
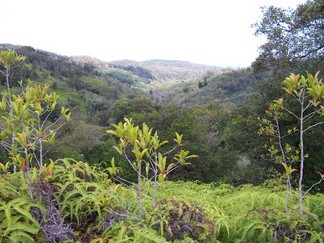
[{"xmin": 0, "ymin": 0, "xmax": 323, "ymax": 242}]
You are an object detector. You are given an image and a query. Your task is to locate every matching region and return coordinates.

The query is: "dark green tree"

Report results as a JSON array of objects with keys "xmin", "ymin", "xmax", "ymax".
[{"xmin": 252, "ymin": 0, "xmax": 324, "ymax": 75}]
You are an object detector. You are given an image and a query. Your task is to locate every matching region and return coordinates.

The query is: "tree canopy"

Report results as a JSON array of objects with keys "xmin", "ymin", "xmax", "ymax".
[{"xmin": 252, "ymin": 0, "xmax": 324, "ymax": 74}]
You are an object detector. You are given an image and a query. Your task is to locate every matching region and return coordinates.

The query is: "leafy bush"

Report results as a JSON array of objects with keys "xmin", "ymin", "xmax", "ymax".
[{"xmin": 150, "ymin": 198, "xmax": 216, "ymax": 242}]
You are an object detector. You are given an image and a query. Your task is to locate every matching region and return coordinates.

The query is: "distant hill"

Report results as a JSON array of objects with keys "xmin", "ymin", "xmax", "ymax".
[
  {"xmin": 1, "ymin": 44, "xmax": 257, "ymax": 110},
  {"xmin": 1, "ymin": 43, "xmax": 223, "ymax": 83},
  {"xmin": 149, "ymin": 68, "xmax": 258, "ymax": 108},
  {"xmin": 109, "ymin": 59, "xmax": 223, "ymax": 81}
]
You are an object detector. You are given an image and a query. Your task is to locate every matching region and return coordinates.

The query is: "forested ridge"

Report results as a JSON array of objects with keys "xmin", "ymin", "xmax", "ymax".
[{"xmin": 0, "ymin": 1, "xmax": 323, "ymax": 242}]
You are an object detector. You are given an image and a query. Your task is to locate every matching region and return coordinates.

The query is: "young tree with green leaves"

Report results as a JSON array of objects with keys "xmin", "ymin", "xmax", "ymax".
[
  {"xmin": 259, "ymin": 71, "xmax": 324, "ymax": 214},
  {"xmin": 259, "ymin": 101, "xmax": 299, "ymax": 212},
  {"xmin": 0, "ymin": 50, "xmax": 73, "ymax": 241},
  {"xmin": 0, "ymin": 49, "xmax": 26, "ymax": 102},
  {"xmin": 0, "ymin": 49, "xmax": 71, "ymax": 174},
  {"xmin": 107, "ymin": 118, "xmax": 197, "ymax": 218},
  {"xmin": 0, "ymin": 49, "xmax": 27, "ymax": 168},
  {"xmin": 0, "ymin": 82, "xmax": 71, "ymax": 172}
]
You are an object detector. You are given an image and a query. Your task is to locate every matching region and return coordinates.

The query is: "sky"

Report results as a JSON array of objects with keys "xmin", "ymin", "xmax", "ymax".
[{"xmin": 0, "ymin": 0, "xmax": 306, "ymax": 68}]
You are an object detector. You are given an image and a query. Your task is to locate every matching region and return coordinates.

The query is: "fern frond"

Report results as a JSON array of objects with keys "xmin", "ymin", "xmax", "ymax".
[
  {"xmin": 8, "ymin": 231, "xmax": 35, "ymax": 243},
  {"xmin": 6, "ymin": 222, "xmax": 39, "ymax": 235},
  {"xmin": 134, "ymin": 227, "xmax": 168, "ymax": 242}
]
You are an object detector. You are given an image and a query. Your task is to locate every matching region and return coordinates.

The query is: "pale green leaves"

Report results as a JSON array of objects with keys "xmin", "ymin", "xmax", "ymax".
[
  {"xmin": 0, "ymin": 162, "xmax": 11, "ymax": 173},
  {"xmin": 14, "ymin": 132, "xmax": 30, "ymax": 149},
  {"xmin": 107, "ymin": 157, "xmax": 119, "ymax": 176},
  {"xmin": 151, "ymin": 131, "xmax": 168, "ymax": 150},
  {"xmin": 133, "ymin": 148, "xmax": 148, "ymax": 161},
  {"xmin": 107, "ymin": 117, "xmax": 198, "ymax": 218},
  {"xmin": 283, "ymin": 71, "xmax": 324, "ymax": 106},
  {"xmin": 107, "ymin": 117, "xmax": 198, "ymax": 180},
  {"xmin": 174, "ymin": 132, "xmax": 183, "ymax": 146},
  {"xmin": 259, "ymin": 71, "xmax": 324, "ymax": 214},
  {"xmin": 281, "ymin": 163, "xmax": 297, "ymax": 176},
  {"xmin": 0, "ymin": 81, "xmax": 71, "ymax": 171},
  {"xmin": 0, "ymin": 49, "xmax": 26, "ymax": 70},
  {"xmin": 174, "ymin": 150, "xmax": 198, "ymax": 166},
  {"xmin": 61, "ymin": 106, "xmax": 71, "ymax": 122},
  {"xmin": 0, "ymin": 96, "xmax": 7, "ymax": 111}
]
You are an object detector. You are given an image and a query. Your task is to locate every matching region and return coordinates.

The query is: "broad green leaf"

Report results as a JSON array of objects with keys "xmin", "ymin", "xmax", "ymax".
[{"xmin": 173, "ymin": 132, "xmax": 183, "ymax": 146}]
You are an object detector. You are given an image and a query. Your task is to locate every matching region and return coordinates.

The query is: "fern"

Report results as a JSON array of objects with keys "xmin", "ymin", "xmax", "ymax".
[
  {"xmin": 0, "ymin": 172, "xmax": 29, "ymax": 201},
  {"xmin": 133, "ymin": 227, "xmax": 167, "ymax": 242},
  {"xmin": 0, "ymin": 179, "xmax": 20, "ymax": 200},
  {"xmin": 0, "ymin": 198, "xmax": 40, "ymax": 241},
  {"xmin": 6, "ymin": 230, "xmax": 36, "ymax": 243},
  {"xmin": 155, "ymin": 181, "xmax": 323, "ymax": 242}
]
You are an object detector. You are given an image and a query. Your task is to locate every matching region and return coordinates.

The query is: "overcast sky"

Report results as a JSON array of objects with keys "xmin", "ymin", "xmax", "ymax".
[{"xmin": 0, "ymin": 0, "xmax": 306, "ymax": 67}]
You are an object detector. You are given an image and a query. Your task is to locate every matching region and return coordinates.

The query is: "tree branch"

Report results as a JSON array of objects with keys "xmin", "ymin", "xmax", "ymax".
[
  {"xmin": 303, "ymin": 121, "xmax": 324, "ymax": 133},
  {"xmin": 162, "ymin": 145, "xmax": 178, "ymax": 156},
  {"xmin": 302, "ymin": 178, "xmax": 323, "ymax": 200},
  {"xmin": 282, "ymin": 106, "xmax": 300, "ymax": 120}
]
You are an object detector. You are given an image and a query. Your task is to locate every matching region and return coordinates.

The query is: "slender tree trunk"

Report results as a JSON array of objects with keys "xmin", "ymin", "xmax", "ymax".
[
  {"xmin": 5, "ymin": 70, "xmax": 11, "ymax": 103},
  {"xmin": 285, "ymin": 175, "xmax": 291, "ymax": 212},
  {"xmin": 137, "ymin": 163, "xmax": 143, "ymax": 218},
  {"xmin": 276, "ymin": 118, "xmax": 291, "ymax": 212},
  {"xmin": 39, "ymin": 139, "xmax": 43, "ymax": 168},
  {"xmin": 298, "ymin": 92, "xmax": 305, "ymax": 215},
  {"xmin": 152, "ymin": 169, "xmax": 158, "ymax": 210},
  {"xmin": 6, "ymin": 69, "xmax": 16, "ymax": 172},
  {"xmin": 37, "ymin": 113, "xmax": 43, "ymax": 168},
  {"xmin": 152, "ymin": 152, "xmax": 159, "ymax": 210}
]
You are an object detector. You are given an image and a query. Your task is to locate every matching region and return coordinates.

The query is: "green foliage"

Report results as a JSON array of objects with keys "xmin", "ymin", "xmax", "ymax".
[
  {"xmin": 0, "ymin": 171, "xmax": 42, "ymax": 242},
  {"xmin": 0, "ymin": 172, "xmax": 28, "ymax": 201},
  {"xmin": 0, "ymin": 81, "xmax": 70, "ymax": 170},
  {"xmin": 153, "ymin": 68, "xmax": 256, "ymax": 107},
  {"xmin": 110, "ymin": 64, "xmax": 155, "ymax": 82},
  {"xmin": 47, "ymin": 158, "xmax": 114, "ymax": 240},
  {"xmin": 157, "ymin": 181, "xmax": 323, "ymax": 242},
  {"xmin": 197, "ymin": 78, "xmax": 208, "ymax": 88},
  {"xmin": 252, "ymin": 0, "xmax": 324, "ymax": 74},
  {"xmin": 0, "ymin": 49, "xmax": 26, "ymax": 71},
  {"xmin": 104, "ymin": 68, "xmax": 140, "ymax": 85},
  {"xmin": 99, "ymin": 220, "xmax": 168, "ymax": 243},
  {"xmin": 111, "ymin": 97, "xmax": 157, "ymax": 123},
  {"xmin": 107, "ymin": 117, "xmax": 197, "ymax": 218},
  {"xmin": 0, "ymin": 158, "xmax": 323, "ymax": 242},
  {"xmin": 150, "ymin": 198, "xmax": 216, "ymax": 242},
  {"xmin": 1, "ymin": 42, "xmax": 323, "ymax": 243},
  {"xmin": 0, "ymin": 198, "xmax": 41, "ymax": 242},
  {"xmin": 259, "ymin": 71, "xmax": 324, "ymax": 214}
]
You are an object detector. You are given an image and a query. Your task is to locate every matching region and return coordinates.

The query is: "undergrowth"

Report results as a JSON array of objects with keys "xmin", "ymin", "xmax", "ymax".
[
  {"xmin": 0, "ymin": 161, "xmax": 323, "ymax": 242},
  {"xmin": 157, "ymin": 181, "xmax": 324, "ymax": 242}
]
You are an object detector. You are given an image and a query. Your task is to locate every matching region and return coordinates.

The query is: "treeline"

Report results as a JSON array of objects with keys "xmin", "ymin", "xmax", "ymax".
[
  {"xmin": 1, "ymin": 0, "xmax": 323, "ymax": 191},
  {"xmin": 0, "ymin": 44, "xmax": 322, "ymax": 190},
  {"xmin": 0, "ymin": 1, "xmax": 323, "ymax": 241}
]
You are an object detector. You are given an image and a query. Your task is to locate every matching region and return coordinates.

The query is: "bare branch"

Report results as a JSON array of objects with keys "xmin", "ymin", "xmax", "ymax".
[
  {"xmin": 162, "ymin": 145, "xmax": 178, "ymax": 156},
  {"xmin": 303, "ymin": 121, "xmax": 324, "ymax": 133},
  {"xmin": 302, "ymin": 178, "xmax": 323, "ymax": 200},
  {"xmin": 122, "ymin": 148, "xmax": 140, "ymax": 175},
  {"xmin": 166, "ymin": 162, "xmax": 181, "ymax": 175},
  {"xmin": 282, "ymin": 106, "xmax": 300, "ymax": 120}
]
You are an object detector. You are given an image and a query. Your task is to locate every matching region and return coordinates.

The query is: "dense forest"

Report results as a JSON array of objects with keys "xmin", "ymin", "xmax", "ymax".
[{"xmin": 0, "ymin": 0, "xmax": 323, "ymax": 242}]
